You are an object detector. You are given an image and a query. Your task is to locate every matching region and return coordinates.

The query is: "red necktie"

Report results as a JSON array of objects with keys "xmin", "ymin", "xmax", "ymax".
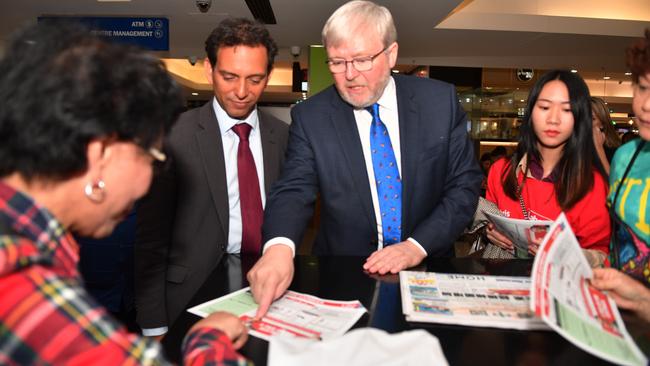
[{"xmin": 232, "ymin": 123, "xmax": 263, "ymax": 255}]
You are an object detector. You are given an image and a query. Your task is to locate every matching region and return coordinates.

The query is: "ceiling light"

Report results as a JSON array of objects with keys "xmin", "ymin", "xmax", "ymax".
[
  {"xmin": 570, "ymin": 69, "xmax": 578, "ymax": 73},
  {"xmin": 603, "ymin": 76, "xmax": 611, "ymax": 80},
  {"xmin": 625, "ymin": 72, "xmax": 632, "ymax": 76},
  {"xmin": 191, "ymin": 92, "xmax": 199, "ymax": 96}
]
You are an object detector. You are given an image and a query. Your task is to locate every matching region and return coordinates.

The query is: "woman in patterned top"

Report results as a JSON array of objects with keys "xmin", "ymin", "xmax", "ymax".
[
  {"xmin": 0, "ymin": 22, "xmax": 248, "ymax": 365},
  {"xmin": 593, "ymin": 29, "xmax": 650, "ymax": 319}
]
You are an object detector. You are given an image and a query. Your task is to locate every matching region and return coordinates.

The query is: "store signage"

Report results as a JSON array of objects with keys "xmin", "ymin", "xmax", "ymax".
[{"xmin": 38, "ymin": 16, "xmax": 169, "ymax": 51}]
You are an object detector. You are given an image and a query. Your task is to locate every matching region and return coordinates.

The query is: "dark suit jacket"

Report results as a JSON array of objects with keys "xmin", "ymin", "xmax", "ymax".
[
  {"xmin": 135, "ymin": 102, "xmax": 289, "ymax": 329},
  {"xmin": 77, "ymin": 210, "xmax": 136, "ymax": 315},
  {"xmin": 263, "ymin": 75, "xmax": 482, "ymax": 256}
]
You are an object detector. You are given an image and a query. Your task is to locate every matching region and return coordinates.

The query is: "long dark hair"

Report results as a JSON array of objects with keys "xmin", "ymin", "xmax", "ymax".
[{"xmin": 502, "ymin": 70, "xmax": 606, "ymax": 210}]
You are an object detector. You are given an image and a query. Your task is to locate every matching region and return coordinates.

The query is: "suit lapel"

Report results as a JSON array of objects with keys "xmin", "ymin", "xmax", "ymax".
[
  {"xmin": 259, "ymin": 113, "xmax": 280, "ymax": 194},
  {"xmin": 329, "ymin": 96, "xmax": 377, "ymax": 233},
  {"xmin": 195, "ymin": 103, "xmax": 229, "ymax": 237},
  {"xmin": 396, "ymin": 77, "xmax": 420, "ymax": 231}
]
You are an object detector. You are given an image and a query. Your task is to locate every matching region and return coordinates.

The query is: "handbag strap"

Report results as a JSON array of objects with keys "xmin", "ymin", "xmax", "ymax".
[
  {"xmin": 611, "ymin": 140, "xmax": 646, "ymax": 208},
  {"xmin": 610, "ymin": 140, "xmax": 646, "ymax": 268},
  {"xmin": 517, "ymin": 178, "xmax": 530, "ymax": 220}
]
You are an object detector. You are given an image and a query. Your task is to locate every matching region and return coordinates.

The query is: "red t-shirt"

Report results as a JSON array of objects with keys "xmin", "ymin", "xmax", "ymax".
[{"xmin": 486, "ymin": 158, "xmax": 610, "ymax": 254}]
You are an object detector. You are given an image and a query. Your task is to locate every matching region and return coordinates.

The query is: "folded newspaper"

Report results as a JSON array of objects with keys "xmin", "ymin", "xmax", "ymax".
[
  {"xmin": 530, "ymin": 213, "xmax": 647, "ymax": 366},
  {"xmin": 483, "ymin": 211, "xmax": 552, "ymax": 258},
  {"xmin": 399, "ymin": 271, "xmax": 549, "ymax": 330},
  {"xmin": 400, "ymin": 213, "xmax": 647, "ymax": 366},
  {"xmin": 187, "ymin": 287, "xmax": 366, "ymax": 341}
]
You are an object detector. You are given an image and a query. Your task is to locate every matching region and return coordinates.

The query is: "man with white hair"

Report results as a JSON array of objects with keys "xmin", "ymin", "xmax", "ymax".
[{"xmin": 248, "ymin": 1, "xmax": 482, "ymax": 317}]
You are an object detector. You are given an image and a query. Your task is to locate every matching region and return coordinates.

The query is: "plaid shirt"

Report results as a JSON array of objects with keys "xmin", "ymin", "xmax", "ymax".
[{"xmin": 0, "ymin": 181, "xmax": 248, "ymax": 365}]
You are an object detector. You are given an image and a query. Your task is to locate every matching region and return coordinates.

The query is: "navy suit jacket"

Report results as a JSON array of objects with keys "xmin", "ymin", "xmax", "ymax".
[{"xmin": 263, "ymin": 75, "xmax": 482, "ymax": 256}]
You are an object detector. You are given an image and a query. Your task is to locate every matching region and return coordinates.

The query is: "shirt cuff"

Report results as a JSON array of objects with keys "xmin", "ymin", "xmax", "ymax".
[
  {"xmin": 263, "ymin": 237, "xmax": 296, "ymax": 257},
  {"xmin": 406, "ymin": 237, "xmax": 428, "ymax": 256},
  {"xmin": 142, "ymin": 326, "xmax": 168, "ymax": 337}
]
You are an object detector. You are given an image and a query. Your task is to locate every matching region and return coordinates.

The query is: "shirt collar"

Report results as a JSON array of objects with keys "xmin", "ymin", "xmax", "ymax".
[
  {"xmin": 375, "ymin": 76, "xmax": 397, "ymax": 113},
  {"xmin": 353, "ymin": 76, "xmax": 397, "ymax": 114},
  {"xmin": 516, "ymin": 154, "xmax": 558, "ymax": 182},
  {"xmin": 212, "ymin": 97, "xmax": 259, "ymax": 135}
]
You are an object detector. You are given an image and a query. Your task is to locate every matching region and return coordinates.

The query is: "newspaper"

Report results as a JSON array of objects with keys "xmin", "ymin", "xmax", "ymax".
[
  {"xmin": 484, "ymin": 211, "xmax": 552, "ymax": 258},
  {"xmin": 530, "ymin": 213, "xmax": 647, "ymax": 366},
  {"xmin": 187, "ymin": 287, "xmax": 366, "ymax": 341},
  {"xmin": 399, "ymin": 271, "xmax": 549, "ymax": 330}
]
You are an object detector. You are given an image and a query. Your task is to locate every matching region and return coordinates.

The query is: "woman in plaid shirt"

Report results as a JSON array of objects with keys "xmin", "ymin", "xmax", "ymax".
[{"xmin": 0, "ymin": 22, "xmax": 249, "ymax": 365}]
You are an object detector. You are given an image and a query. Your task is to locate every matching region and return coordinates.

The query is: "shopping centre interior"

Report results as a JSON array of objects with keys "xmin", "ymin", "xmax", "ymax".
[{"xmin": 4, "ymin": 0, "xmax": 649, "ymax": 154}]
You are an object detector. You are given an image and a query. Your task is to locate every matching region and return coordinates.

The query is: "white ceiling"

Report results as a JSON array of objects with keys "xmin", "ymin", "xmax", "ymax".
[{"xmin": 2, "ymin": 0, "xmax": 649, "ymax": 75}]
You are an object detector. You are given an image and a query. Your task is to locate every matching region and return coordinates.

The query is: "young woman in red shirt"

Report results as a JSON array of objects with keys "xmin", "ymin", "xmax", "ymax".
[{"xmin": 485, "ymin": 70, "xmax": 610, "ymax": 261}]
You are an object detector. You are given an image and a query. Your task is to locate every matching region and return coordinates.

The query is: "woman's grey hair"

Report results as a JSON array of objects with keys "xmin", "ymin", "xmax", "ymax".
[{"xmin": 322, "ymin": 1, "xmax": 397, "ymax": 48}]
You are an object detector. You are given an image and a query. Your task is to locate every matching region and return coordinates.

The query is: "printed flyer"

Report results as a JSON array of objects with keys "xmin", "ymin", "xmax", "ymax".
[{"xmin": 187, "ymin": 287, "xmax": 366, "ymax": 341}]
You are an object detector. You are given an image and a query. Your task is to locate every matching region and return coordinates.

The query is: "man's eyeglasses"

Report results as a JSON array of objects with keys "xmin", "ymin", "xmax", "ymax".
[
  {"xmin": 146, "ymin": 146, "xmax": 166, "ymax": 162},
  {"xmin": 133, "ymin": 139, "xmax": 166, "ymax": 163},
  {"xmin": 326, "ymin": 46, "xmax": 388, "ymax": 74}
]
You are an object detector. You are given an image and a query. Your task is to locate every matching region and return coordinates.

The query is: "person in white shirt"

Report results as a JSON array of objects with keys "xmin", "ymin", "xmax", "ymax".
[
  {"xmin": 135, "ymin": 17, "xmax": 289, "ymax": 337},
  {"xmin": 247, "ymin": 1, "xmax": 482, "ymax": 318}
]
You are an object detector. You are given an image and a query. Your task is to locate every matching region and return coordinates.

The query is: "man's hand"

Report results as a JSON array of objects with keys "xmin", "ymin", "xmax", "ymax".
[
  {"xmin": 486, "ymin": 223, "xmax": 514, "ymax": 253},
  {"xmin": 247, "ymin": 245, "xmax": 294, "ymax": 319},
  {"xmin": 591, "ymin": 268, "xmax": 650, "ymax": 323},
  {"xmin": 363, "ymin": 241, "xmax": 426, "ymax": 275},
  {"xmin": 189, "ymin": 311, "xmax": 248, "ymax": 349}
]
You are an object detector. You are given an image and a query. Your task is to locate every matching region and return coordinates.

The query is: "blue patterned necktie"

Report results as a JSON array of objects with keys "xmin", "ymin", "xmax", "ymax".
[{"xmin": 367, "ymin": 103, "xmax": 402, "ymax": 245}]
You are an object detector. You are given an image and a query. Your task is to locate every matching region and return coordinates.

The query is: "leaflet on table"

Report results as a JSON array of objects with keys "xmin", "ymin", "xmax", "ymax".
[
  {"xmin": 530, "ymin": 213, "xmax": 647, "ymax": 366},
  {"xmin": 187, "ymin": 287, "xmax": 366, "ymax": 341},
  {"xmin": 483, "ymin": 211, "xmax": 552, "ymax": 258},
  {"xmin": 399, "ymin": 271, "xmax": 548, "ymax": 330}
]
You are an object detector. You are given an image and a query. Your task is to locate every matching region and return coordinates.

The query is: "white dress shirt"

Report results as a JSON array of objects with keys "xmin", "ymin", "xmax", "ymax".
[
  {"xmin": 213, "ymin": 98, "xmax": 266, "ymax": 254},
  {"xmin": 141, "ymin": 98, "xmax": 267, "ymax": 337},
  {"xmin": 265, "ymin": 77, "xmax": 426, "ymax": 255}
]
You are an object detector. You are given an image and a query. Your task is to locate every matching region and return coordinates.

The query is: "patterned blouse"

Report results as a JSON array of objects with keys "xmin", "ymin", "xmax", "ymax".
[{"xmin": 0, "ymin": 180, "xmax": 248, "ymax": 365}]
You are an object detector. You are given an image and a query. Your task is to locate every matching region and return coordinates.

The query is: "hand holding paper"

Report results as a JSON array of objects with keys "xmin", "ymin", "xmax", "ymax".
[
  {"xmin": 187, "ymin": 288, "xmax": 366, "ymax": 342},
  {"xmin": 484, "ymin": 211, "xmax": 552, "ymax": 258},
  {"xmin": 189, "ymin": 311, "xmax": 249, "ymax": 349},
  {"xmin": 486, "ymin": 223, "xmax": 515, "ymax": 253},
  {"xmin": 592, "ymin": 268, "xmax": 650, "ymax": 323}
]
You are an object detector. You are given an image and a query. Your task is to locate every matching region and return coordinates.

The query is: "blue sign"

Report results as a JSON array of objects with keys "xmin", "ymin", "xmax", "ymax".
[{"xmin": 38, "ymin": 16, "xmax": 169, "ymax": 51}]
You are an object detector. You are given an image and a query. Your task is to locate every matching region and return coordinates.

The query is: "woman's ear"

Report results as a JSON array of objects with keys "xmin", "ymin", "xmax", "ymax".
[{"xmin": 85, "ymin": 139, "xmax": 112, "ymax": 174}]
